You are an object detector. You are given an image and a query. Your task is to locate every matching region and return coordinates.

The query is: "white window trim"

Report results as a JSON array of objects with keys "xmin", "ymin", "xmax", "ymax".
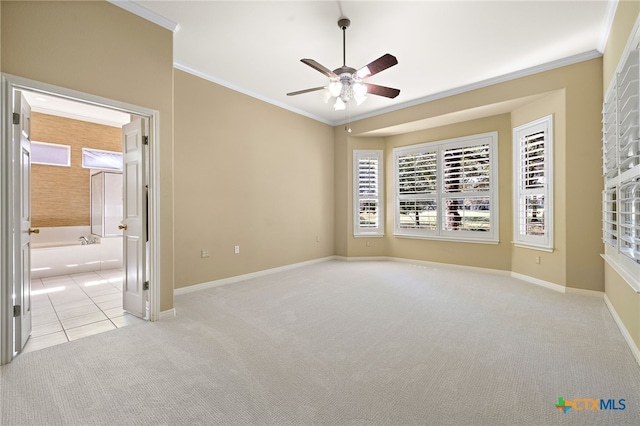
[
  {"xmin": 393, "ymin": 132, "xmax": 499, "ymax": 243},
  {"xmin": 512, "ymin": 115, "xmax": 554, "ymax": 251},
  {"xmin": 81, "ymin": 147, "xmax": 123, "ymax": 171},
  {"xmin": 353, "ymin": 149, "xmax": 384, "ymax": 237},
  {"xmin": 31, "ymin": 141, "xmax": 71, "ymax": 167}
]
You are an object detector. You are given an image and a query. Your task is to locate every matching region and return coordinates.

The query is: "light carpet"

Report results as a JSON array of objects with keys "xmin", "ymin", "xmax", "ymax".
[{"xmin": 1, "ymin": 260, "xmax": 639, "ymax": 425}]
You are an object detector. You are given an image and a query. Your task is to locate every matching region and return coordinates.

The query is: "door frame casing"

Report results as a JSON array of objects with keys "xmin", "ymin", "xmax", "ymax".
[{"xmin": 0, "ymin": 73, "xmax": 162, "ymax": 365}]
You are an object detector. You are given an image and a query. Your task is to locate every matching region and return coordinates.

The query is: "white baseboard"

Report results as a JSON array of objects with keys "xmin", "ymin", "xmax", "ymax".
[
  {"xmin": 511, "ymin": 272, "xmax": 567, "ymax": 293},
  {"xmin": 387, "ymin": 256, "xmax": 512, "ymax": 277},
  {"xmin": 334, "ymin": 255, "xmax": 389, "ymax": 262},
  {"xmin": 510, "ymin": 272, "xmax": 605, "ymax": 298},
  {"xmin": 174, "ymin": 256, "xmax": 336, "ymax": 295},
  {"xmin": 159, "ymin": 308, "xmax": 176, "ymax": 319},
  {"xmin": 175, "ymin": 255, "xmax": 603, "ymax": 300},
  {"xmin": 565, "ymin": 287, "xmax": 604, "ymax": 298},
  {"xmin": 604, "ymin": 294, "xmax": 640, "ymax": 367}
]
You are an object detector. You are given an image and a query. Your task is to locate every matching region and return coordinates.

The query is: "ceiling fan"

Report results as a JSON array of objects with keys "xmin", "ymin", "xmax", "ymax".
[{"xmin": 287, "ymin": 18, "xmax": 400, "ymax": 111}]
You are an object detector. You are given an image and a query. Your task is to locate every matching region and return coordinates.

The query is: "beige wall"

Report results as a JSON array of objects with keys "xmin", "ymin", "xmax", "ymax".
[
  {"xmin": 30, "ymin": 113, "xmax": 121, "ymax": 228},
  {"xmin": 605, "ymin": 263, "xmax": 640, "ymax": 349},
  {"xmin": 1, "ymin": 0, "xmax": 175, "ymax": 311},
  {"xmin": 602, "ymin": 1, "xmax": 640, "ymax": 356},
  {"xmin": 334, "ymin": 127, "xmax": 349, "ymax": 257},
  {"xmin": 173, "ymin": 70, "xmax": 334, "ymax": 288}
]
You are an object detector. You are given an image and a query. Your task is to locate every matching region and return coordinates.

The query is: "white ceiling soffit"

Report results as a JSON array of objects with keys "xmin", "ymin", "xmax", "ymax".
[
  {"xmin": 113, "ymin": 1, "xmax": 616, "ymax": 127},
  {"xmin": 22, "ymin": 91, "xmax": 131, "ymax": 128},
  {"xmin": 359, "ymin": 93, "xmax": 551, "ymax": 137}
]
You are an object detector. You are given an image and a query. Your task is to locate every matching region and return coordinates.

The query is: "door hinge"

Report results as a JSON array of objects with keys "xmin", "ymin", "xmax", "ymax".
[
  {"xmin": 143, "ymin": 136, "xmax": 149, "ymax": 145},
  {"xmin": 12, "ymin": 113, "xmax": 20, "ymax": 125},
  {"xmin": 13, "ymin": 305, "xmax": 21, "ymax": 317},
  {"xmin": 143, "ymin": 281, "xmax": 149, "ymax": 291}
]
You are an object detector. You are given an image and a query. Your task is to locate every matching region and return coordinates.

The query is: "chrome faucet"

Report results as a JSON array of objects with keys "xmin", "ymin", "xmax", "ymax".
[{"xmin": 79, "ymin": 236, "xmax": 89, "ymax": 245}]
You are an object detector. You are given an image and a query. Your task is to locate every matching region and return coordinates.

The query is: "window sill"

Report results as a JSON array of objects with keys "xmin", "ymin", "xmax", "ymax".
[
  {"xmin": 602, "ymin": 253, "xmax": 640, "ymax": 293},
  {"xmin": 394, "ymin": 233, "xmax": 499, "ymax": 245},
  {"xmin": 512, "ymin": 243, "xmax": 554, "ymax": 253},
  {"xmin": 353, "ymin": 234, "xmax": 385, "ymax": 238}
]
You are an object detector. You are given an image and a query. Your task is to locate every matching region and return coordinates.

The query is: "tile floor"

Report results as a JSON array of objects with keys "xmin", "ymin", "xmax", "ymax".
[{"xmin": 24, "ymin": 269, "xmax": 146, "ymax": 353}]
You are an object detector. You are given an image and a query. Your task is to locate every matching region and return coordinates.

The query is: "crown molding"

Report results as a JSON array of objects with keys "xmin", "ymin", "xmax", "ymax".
[
  {"xmin": 174, "ymin": 62, "xmax": 334, "ymax": 126},
  {"xmin": 108, "ymin": 0, "xmax": 180, "ymax": 32}
]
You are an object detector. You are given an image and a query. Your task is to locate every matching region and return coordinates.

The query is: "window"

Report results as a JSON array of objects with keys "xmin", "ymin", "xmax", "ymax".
[
  {"xmin": 82, "ymin": 148, "xmax": 123, "ymax": 171},
  {"xmin": 513, "ymin": 116, "xmax": 553, "ymax": 250},
  {"xmin": 602, "ymin": 35, "xmax": 640, "ymax": 279},
  {"xmin": 31, "ymin": 141, "xmax": 70, "ymax": 167},
  {"xmin": 354, "ymin": 150, "xmax": 383, "ymax": 236},
  {"xmin": 393, "ymin": 132, "xmax": 498, "ymax": 242}
]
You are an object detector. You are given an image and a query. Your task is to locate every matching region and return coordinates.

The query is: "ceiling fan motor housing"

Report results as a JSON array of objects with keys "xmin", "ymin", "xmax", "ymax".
[{"xmin": 338, "ymin": 18, "xmax": 351, "ymax": 30}]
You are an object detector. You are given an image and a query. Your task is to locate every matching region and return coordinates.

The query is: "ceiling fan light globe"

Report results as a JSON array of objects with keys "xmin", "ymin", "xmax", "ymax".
[
  {"xmin": 327, "ymin": 82, "xmax": 342, "ymax": 97},
  {"xmin": 334, "ymin": 98, "xmax": 346, "ymax": 111},
  {"xmin": 354, "ymin": 94, "xmax": 367, "ymax": 106},
  {"xmin": 353, "ymin": 82, "xmax": 367, "ymax": 97}
]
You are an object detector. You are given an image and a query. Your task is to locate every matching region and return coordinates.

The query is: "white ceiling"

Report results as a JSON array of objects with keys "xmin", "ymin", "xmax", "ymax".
[{"xmin": 114, "ymin": 0, "xmax": 614, "ymax": 127}]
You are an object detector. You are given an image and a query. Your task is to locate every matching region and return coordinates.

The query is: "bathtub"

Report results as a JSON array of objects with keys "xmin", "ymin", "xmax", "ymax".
[{"xmin": 30, "ymin": 226, "xmax": 122, "ymax": 279}]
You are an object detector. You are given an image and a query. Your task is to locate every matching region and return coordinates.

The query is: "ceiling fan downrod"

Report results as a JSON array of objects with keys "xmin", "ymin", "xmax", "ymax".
[{"xmin": 338, "ymin": 18, "xmax": 350, "ymax": 67}]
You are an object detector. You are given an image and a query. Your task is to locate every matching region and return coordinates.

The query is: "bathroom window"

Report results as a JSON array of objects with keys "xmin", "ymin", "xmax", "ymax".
[
  {"xmin": 82, "ymin": 148, "xmax": 123, "ymax": 171},
  {"xmin": 31, "ymin": 141, "xmax": 71, "ymax": 167}
]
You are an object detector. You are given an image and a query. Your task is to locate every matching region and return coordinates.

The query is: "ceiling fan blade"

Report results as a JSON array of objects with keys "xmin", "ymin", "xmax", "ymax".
[
  {"xmin": 287, "ymin": 86, "xmax": 325, "ymax": 96},
  {"xmin": 365, "ymin": 83, "xmax": 400, "ymax": 99},
  {"xmin": 357, "ymin": 54, "xmax": 398, "ymax": 78},
  {"xmin": 301, "ymin": 59, "xmax": 339, "ymax": 79}
]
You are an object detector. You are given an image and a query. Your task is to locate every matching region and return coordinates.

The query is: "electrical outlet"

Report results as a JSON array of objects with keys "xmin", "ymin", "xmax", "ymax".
[
  {"xmin": 201, "ymin": 250, "xmax": 210, "ymax": 258},
  {"xmin": 535, "ymin": 256, "xmax": 541, "ymax": 264},
  {"xmin": 234, "ymin": 245, "xmax": 240, "ymax": 254}
]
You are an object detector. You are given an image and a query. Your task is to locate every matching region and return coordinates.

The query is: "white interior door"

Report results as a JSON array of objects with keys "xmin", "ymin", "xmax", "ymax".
[
  {"xmin": 14, "ymin": 91, "xmax": 33, "ymax": 352},
  {"xmin": 122, "ymin": 118, "xmax": 147, "ymax": 318}
]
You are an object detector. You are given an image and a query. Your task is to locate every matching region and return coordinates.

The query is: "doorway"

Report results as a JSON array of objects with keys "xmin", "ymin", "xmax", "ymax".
[
  {"xmin": 22, "ymin": 91, "xmax": 142, "ymax": 353},
  {"xmin": 1, "ymin": 74, "xmax": 161, "ymax": 365}
]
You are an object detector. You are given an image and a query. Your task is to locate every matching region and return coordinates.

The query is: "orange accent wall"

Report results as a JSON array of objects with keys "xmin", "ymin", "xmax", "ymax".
[{"xmin": 30, "ymin": 112, "xmax": 122, "ymax": 227}]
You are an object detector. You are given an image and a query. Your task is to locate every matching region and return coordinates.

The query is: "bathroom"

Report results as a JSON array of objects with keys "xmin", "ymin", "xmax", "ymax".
[
  {"xmin": 24, "ymin": 92, "xmax": 141, "ymax": 352},
  {"xmin": 28, "ymin": 95, "xmax": 126, "ymax": 278}
]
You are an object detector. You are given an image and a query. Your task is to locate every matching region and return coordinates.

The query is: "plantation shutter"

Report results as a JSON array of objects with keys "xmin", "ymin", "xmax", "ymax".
[
  {"xmin": 354, "ymin": 150, "xmax": 383, "ymax": 236},
  {"xmin": 513, "ymin": 116, "xmax": 553, "ymax": 249},
  {"xmin": 397, "ymin": 151, "xmax": 438, "ymax": 230},
  {"xmin": 442, "ymin": 143, "xmax": 491, "ymax": 232}
]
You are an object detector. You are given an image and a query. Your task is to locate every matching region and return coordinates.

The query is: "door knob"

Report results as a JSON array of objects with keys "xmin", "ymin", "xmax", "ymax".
[
  {"xmin": 28, "ymin": 228, "xmax": 40, "ymax": 235},
  {"xmin": 118, "ymin": 224, "xmax": 128, "ymax": 230}
]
